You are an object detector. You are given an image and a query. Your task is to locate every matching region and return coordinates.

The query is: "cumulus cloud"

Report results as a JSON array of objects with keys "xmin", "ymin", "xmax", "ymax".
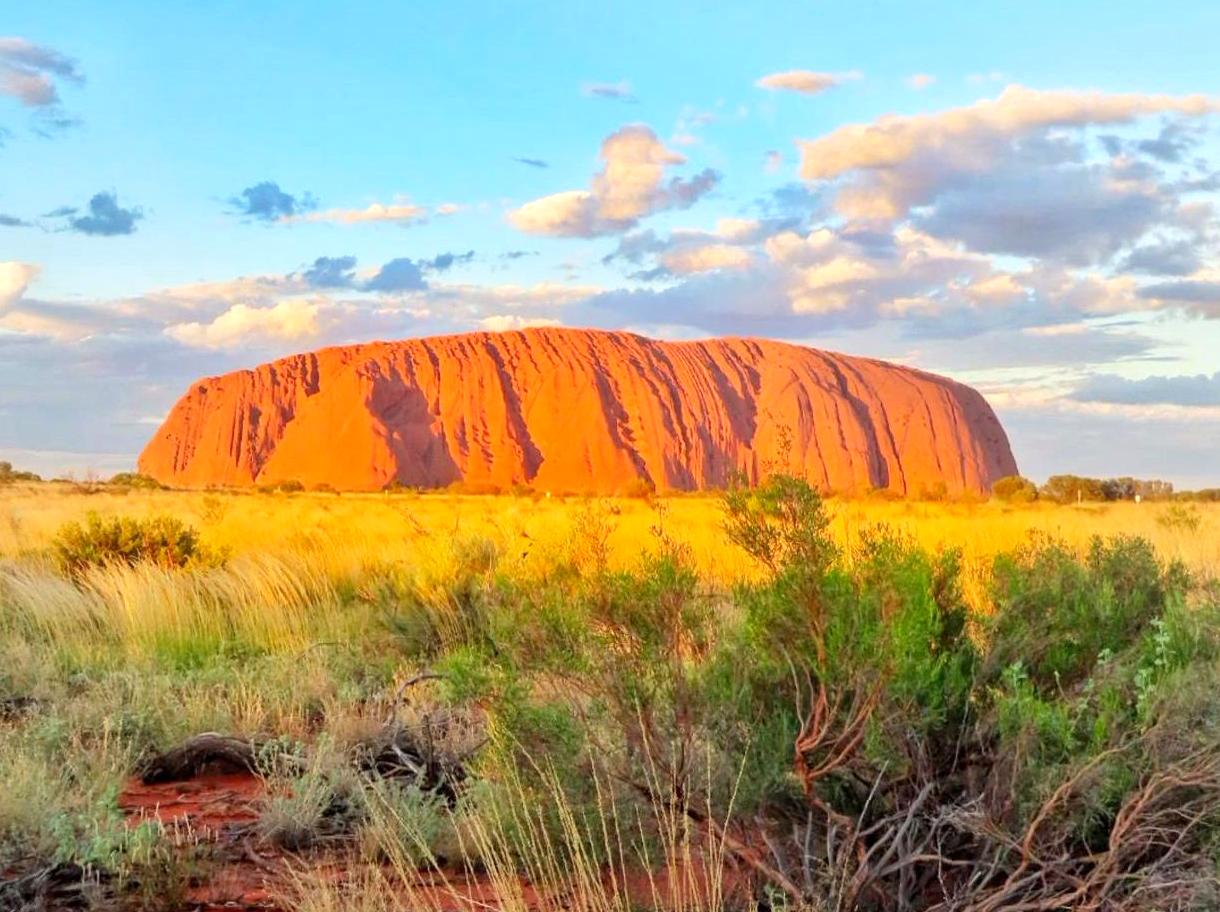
[
  {"xmin": 0, "ymin": 263, "xmax": 122, "ymax": 340},
  {"xmin": 509, "ymin": 125, "xmax": 719, "ymax": 237},
  {"xmin": 1101, "ymin": 121, "xmax": 1205, "ymax": 164},
  {"xmin": 582, "ymin": 80, "xmax": 636, "ymax": 102},
  {"xmin": 0, "ymin": 37, "xmax": 82, "ymax": 107},
  {"xmin": 364, "ymin": 258, "xmax": 427, "ymax": 292},
  {"xmin": 577, "ymin": 216, "xmax": 1156, "ymax": 342},
  {"xmin": 229, "ymin": 181, "xmax": 316, "ymax": 222},
  {"xmin": 604, "ymin": 217, "xmax": 799, "ymax": 276},
  {"xmin": 755, "ymin": 70, "xmax": 859, "ymax": 95},
  {"xmin": 166, "ymin": 299, "xmax": 324, "ymax": 349},
  {"xmin": 296, "ymin": 254, "xmax": 454, "ymax": 293},
  {"xmin": 478, "ymin": 314, "xmax": 563, "ymax": 332},
  {"xmin": 302, "ymin": 255, "xmax": 357, "ymax": 288},
  {"xmin": 914, "ymin": 160, "xmax": 1168, "ymax": 265},
  {"xmin": 1121, "ymin": 239, "xmax": 1202, "ymax": 276},
  {"xmin": 660, "ymin": 244, "xmax": 754, "ymax": 275},
  {"xmin": 193, "ymin": 251, "xmax": 474, "ymax": 301},
  {"xmin": 54, "ymin": 192, "xmax": 143, "ymax": 236},
  {"xmin": 1070, "ymin": 370, "xmax": 1220, "ymax": 407},
  {"xmin": 1138, "ymin": 277, "xmax": 1220, "ymax": 315},
  {"xmin": 798, "ymin": 86, "xmax": 1217, "ymax": 219},
  {"xmin": 0, "ymin": 261, "xmax": 38, "ymax": 307},
  {"xmin": 424, "ymin": 250, "xmax": 475, "ymax": 272},
  {"xmin": 510, "ymin": 192, "xmax": 615, "ymax": 238}
]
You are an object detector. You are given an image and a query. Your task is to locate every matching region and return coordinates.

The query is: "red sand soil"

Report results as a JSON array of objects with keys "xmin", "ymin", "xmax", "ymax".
[
  {"xmin": 118, "ymin": 772, "xmax": 263, "ymax": 831},
  {"xmin": 139, "ymin": 327, "xmax": 1017, "ymax": 495},
  {"xmin": 116, "ymin": 769, "xmax": 749, "ymax": 912},
  {"xmin": 118, "ymin": 770, "xmax": 276, "ymax": 910}
]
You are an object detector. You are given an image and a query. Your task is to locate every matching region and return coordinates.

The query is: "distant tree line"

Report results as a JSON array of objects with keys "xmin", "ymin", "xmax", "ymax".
[
  {"xmin": 994, "ymin": 473, "xmax": 1219, "ymax": 504},
  {"xmin": 1041, "ymin": 475, "xmax": 1176, "ymax": 503},
  {"xmin": 0, "ymin": 461, "xmax": 41, "ymax": 484}
]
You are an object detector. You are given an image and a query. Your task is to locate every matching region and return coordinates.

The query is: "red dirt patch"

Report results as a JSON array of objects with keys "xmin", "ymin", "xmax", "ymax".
[
  {"xmin": 116, "ymin": 770, "xmax": 748, "ymax": 911},
  {"xmin": 119, "ymin": 770, "xmax": 279, "ymax": 910},
  {"xmin": 118, "ymin": 771, "xmax": 262, "ymax": 833}
]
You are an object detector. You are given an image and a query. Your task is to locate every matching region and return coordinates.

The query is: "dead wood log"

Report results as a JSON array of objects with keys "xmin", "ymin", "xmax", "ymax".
[{"xmin": 139, "ymin": 732, "xmax": 266, "ymax": 783}]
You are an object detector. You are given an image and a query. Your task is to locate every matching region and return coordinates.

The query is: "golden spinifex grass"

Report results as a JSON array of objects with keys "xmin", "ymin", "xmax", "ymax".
[
  {"xmin": 2, "ymin": 482, "xmax": 1217, "ymax": 592},
  {"xmin": 1, "ymin": 478, "xmax": 1219, "ymax": 911}
]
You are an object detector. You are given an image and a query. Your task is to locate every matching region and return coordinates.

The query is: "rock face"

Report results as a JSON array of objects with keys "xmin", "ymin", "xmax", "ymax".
[{"xmin": 139, "ymin": 328, "xmax": 1017, "ymax": 495}]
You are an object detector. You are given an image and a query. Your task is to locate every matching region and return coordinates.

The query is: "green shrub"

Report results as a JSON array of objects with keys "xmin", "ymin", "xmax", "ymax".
[
  {"xmin": 722, "ymin": 472, "xmax": 837, "ymax": 580},
  {"xmin": 1157, "ymin": 503, "xmax": 1202, "ymax": 532},
  {"xmin": 986, "ymin": 534, "xmax": 1188, "ymax": 693},
  {"xmin": 52, "ymin": 512, "xmax": 203, "ymax": 576},
  {"xmin": 992, "ymin": 474, "xmax": 1038, "ymax": 503},
  {"xmin": 107, "ymin": 472, "xmax": 164, "ymax": 490}
]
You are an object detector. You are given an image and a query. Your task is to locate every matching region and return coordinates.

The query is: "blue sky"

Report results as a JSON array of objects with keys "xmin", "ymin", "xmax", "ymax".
[{"xmin": 3, "ymin": 1, "xmax": 1220, "ymax": 486}]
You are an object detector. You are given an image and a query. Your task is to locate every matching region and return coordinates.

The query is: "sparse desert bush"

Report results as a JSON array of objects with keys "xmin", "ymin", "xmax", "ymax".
[
  {"xmin": 106, "ymin": 472, "xmax": 164, "ymax": 490},
  {"xmin": 992, "ymin": 473, "xmax": 1038, "ymax": 503},
  {"xmin": 1158, "ymin": 502, "xmax": 1203, "ymax": 532},
  {"xmin": 51, "ymin": 512, "xmax": 203, "ymax": 576},
  {"xmin": 259, "ymin": 738, "xmax": 360, "ymax": 850},
  {"xmin": 199, "ymin": 493, "xmax": 228, "ymax": 525}
]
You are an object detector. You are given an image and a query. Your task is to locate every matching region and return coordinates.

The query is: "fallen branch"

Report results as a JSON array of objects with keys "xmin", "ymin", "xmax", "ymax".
[{"xmin": 140, "ymin": 733, "xmax": 265, "ymax": 783}]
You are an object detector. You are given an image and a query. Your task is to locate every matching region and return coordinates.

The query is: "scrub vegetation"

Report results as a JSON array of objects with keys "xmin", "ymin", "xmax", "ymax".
[{"xmin": 1, "ymin": 478, "xmax": 1218, "ymax": 910}]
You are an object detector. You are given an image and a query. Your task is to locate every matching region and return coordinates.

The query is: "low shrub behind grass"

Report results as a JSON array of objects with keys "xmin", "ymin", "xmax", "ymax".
[{"xmin": 52, "ymin": 513, "xmax": 204, "ymax": 577}]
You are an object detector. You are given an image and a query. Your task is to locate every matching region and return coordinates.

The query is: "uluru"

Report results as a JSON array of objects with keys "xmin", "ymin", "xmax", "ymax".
[{"xmin": 138, "ymin": 327, "xmax": 1017, "ymax": 495}]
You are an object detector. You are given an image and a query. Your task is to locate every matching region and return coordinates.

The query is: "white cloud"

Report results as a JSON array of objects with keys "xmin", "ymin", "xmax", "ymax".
[
  {"xmin": 165, "ymin": 299, "xmax": 324, "ymax": 349},
  {"xmin": 712, "ymin": 218, "xmax": 764, "ymax": 242},
  {"xmin": 755, "ymin": 69, "xmax": 860, "ymax": 95},
  {"xmin": 478, "ymin": 315, "xmax": 563, "ymax": 332},
  {"xmin": 798, "ymin": 85, "xmax": 1217, "ymax": 218},
  {"xmin": 283, "ymin": 200, "xmax": 429, "ymax": 226},
  {"xmin": 661, "ymin": 244, "xmax": 754, "ymax": 275},
  {"xmin": 0, "ymin": 261, "xmax": 38, "ymax": 306},
  {"xmin": 0, "ymin": 308, "xmax": 94, "ymax": 341},
  {"xmin": 508, "ymin": 125, "xmax": 718, "ymax": 237},
  {"xmin": 0, "ymin": 263, "xmax": 93, "ymax": 340}
]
